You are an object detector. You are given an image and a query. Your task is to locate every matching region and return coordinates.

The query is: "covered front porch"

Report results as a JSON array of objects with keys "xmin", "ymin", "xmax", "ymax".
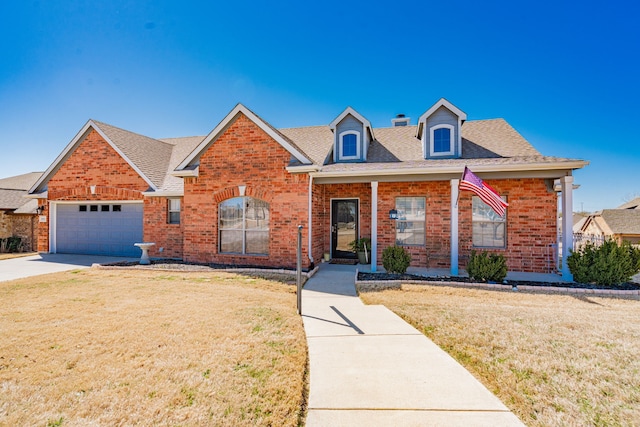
[{"xmin": 308, "ymin": 174, "xmax": 576, "ymax": 281}]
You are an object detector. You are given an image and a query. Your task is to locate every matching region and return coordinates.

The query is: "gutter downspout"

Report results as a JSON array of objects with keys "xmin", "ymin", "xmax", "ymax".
[{"xmin": 308, "ymin": 175, "xmax": 314, "ymax": 265}]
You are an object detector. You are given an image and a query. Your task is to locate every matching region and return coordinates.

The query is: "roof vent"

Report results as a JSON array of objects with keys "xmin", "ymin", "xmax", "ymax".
[{"xmin": 391, "ymin": 114, "xmax": 410, "ymax": 127}]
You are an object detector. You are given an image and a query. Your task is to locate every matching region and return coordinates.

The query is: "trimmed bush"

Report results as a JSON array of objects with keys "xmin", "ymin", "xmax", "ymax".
[
  {"xmin": 382, "ymin": 246, "xmax": 412, "ymax": 274},
  {"xmin": 0, "ymin": 236, "xmax": 22, "ymax": 253},
  {"xmin": 567, "ymin": 239, "xmax": 640, "ymax": 286},
  {"xmin": 467, "ymin": 250, "xmax": 507, "ymax": 283}
]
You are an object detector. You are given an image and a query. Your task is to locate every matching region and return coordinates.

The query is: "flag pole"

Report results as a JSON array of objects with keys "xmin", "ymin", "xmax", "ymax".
[{"xmin": 455, "ymin": 166, "xmax": 466, "ymax": 208}]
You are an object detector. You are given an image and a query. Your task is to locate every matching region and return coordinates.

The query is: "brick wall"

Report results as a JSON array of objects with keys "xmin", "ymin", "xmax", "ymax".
[
  {"xmin": 143, "ymin": 197, "xmax": 184, "ymax": 259},
  {"xmin": 322, "ymin": 182, "xmax": 373, "ymax": 254},
  {"xmin": 182, "ymin": 113, "xmax": 311, "ymax": 269},
  {"xmin": 38, "ymin": 129, "xmax": 149, "ymax": 252},
  {"xmin": 317, "ymin": 178, "xmax": 557, "ymax": 273}
]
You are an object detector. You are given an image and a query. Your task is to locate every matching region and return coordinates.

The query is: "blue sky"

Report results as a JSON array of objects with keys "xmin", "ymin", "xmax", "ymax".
[{"xmin": 1, "ymin": 0, "xmax": 638, "ymax": 212}]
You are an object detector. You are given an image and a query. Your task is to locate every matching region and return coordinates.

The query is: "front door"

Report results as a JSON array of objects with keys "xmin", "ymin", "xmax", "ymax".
[{"xmin": 331, "ymin": 199, "xmax": 358, "ymax": 259}]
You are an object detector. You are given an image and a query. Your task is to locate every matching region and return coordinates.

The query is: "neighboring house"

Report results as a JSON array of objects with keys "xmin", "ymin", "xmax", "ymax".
[
  {"xmin": 0, "ymin": 172, "xmax": 43, "ymax": 251},
  {"xmin": 28, "ymin": 98, "xmax": 587, "ymax": 277},
  {"xmin": 616, "ymin": 197, "xmax": 640, "ymax": 210},
  {"xmin": 579, "ymin": 209, "xmax": 640, "ymax": 246}
]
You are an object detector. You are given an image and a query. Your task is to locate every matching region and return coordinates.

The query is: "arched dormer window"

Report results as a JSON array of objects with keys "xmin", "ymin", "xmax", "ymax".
[
  {"xmin": 338, "ymin": 131, "xmax": 360, "ymax": 161},
  {"xmin": 429, "ymin": 124, "xmax": 455, "ymax": 156},
  {"xmin": 219, "ymin": 196, "xmax": 269, "ymax": 255}
]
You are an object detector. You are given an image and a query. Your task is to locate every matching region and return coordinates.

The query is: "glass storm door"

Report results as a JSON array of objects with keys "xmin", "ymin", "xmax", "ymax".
[{"xmin": 331, "ymin": 199, "xmax": 358, "ymax": 258}]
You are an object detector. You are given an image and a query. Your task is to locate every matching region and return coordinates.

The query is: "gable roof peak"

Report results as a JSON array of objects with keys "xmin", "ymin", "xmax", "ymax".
[
  {"xmin": 329, "ymin": 106, "xmax": 373, "ymax": 131},
  {"xmin": 419, "ymin": 98, "xmax": 467, "ymax": 122},
  {"xmin": 175, "ymin": 103, "xmax": 313, "ymax": 173}
]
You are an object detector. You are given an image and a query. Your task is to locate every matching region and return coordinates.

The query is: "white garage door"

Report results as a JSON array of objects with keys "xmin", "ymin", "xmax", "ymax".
[{"xmin": 56, "ymin": 203, "xmax": 143, "ymax": 257}]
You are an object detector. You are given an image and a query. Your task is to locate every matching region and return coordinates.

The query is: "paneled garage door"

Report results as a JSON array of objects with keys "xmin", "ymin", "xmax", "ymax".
[{"xmin": 56, "ymin": 203, "xmax": 143, "ymax": 257}]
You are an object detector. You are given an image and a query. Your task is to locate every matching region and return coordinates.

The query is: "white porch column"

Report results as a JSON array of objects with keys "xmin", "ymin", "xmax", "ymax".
[
  {"xmin": 371, "ymin": 181, "xmax": 378, "ymax": 272},
  {"xmin": 307, "ymin": 175, "xmax": 314, "ymax": 264},
  {"xmin": 561, "ymin": 175, "xmax": 574, "ymax": 281},
  {"xmin": 450, "ymin": 179, "xmax": 459, "ymax": 276}
]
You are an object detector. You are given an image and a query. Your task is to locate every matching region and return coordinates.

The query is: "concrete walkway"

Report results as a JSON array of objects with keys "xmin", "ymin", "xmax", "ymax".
[
  {"xmin": 302, "ymin": 263, "xmax": 524, "ymax": 426},
  {"xmin": 0, "ymin": 253, "xmax": 139, "ymax": 282}
]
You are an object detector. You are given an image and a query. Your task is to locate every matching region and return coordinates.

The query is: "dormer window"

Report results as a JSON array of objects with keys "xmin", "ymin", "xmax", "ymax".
[
  {"xmin": 430, "ymin": 124, "xmax": 454, "ymax": 156},
  {"xmin": 417, "ymin": 98, "xmax": 467, "ymax": 159},
  {"xmin": 339, "ymin": 131, "xmax": 360, "ymax": 160}
]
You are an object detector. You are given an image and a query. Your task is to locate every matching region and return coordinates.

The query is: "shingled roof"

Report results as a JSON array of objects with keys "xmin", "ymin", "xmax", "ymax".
[
  {"xmin": 0, "ymin": 172, "xmax": 43, "ymax": 212},
  {"xmin": 30, "ymin": 103, "xmax": 587, "ymax": 196},
  {"xmin": 598, "ymin": 210, "xmax": 640, "ymax": 235}
]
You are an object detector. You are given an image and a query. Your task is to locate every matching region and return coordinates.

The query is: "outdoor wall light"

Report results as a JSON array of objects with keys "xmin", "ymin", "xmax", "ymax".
[
  {"xmin": 389, "ymin": 209, "xmax": 398, "ymax": 220},
  {"xmin": 36, "ymin": 205, "xmax": 46, "ymax": 215}
]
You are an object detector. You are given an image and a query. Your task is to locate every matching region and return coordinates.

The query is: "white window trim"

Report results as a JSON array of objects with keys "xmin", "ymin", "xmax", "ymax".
[
  {"xmin": 471, "ymin": 195, "xmax": 507, "ymax": 249},
  {"xmin": 429, "ymin": 124, "xmax": 455, "ymax": 156},
  {"xmin": 168, "ymin": 198, "xmax": 181, "ymax": 224},
  {"xmin": 395, "ymin": 196, "xmax": 426, "ymax": 246},
  {"xmin": 218, "ymin": 196, "xmax": 269, "ymax": 255},
  {"xmin": 338, "ymin": 130, "xmax": 361, "ymax": 161}
]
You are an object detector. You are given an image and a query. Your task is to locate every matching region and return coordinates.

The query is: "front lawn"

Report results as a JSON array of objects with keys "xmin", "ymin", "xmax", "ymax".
[
  {"xmin": 0, "ymin": 269, "xmax": 307, "ymax": 426},
  {"xmin": 360, "ymin": 285, "xmax": 640, "ymax": 426}
]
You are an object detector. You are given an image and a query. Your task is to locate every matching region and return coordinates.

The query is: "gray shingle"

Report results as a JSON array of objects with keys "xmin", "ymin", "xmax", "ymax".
[
  {"xmin": 599, "ymin": 210, "xmax": 640, "ymax": 234},
  {"xmin": 0, "ymin": 172, "xmax": 43, "ymax": 212},
  {"xmin": 157, "ymin": 136, "xmax": 206, "ymax": 192},
  {"xmin": 93, "ymin": 121, "xmax": 174, "ymax": 189},
  {"xmin": 0, "ymin": 172, "xmax": 43, "ymax": 191}
]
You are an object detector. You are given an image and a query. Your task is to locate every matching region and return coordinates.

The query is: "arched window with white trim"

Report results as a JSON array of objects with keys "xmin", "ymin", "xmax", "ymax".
[
  {"xmin": 338, "ymin": 131, "xmax": 360, "ymax": 160},
  {"xmin": 429, "ymin": 124, "xmax": 455, "ymax": 156}
]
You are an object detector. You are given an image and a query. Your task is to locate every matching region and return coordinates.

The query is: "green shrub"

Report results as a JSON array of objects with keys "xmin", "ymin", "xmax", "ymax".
[
  {"xmin": 567, "ymin": 239, "xmax": 640, "ymax": 286},
  {"xmin": 0, "ymin": 236, "xmax": 22, "ymax": 253},
  {"xmin": 349, "ymin": 237, "xmax": 371, "ymax": 253},
  {"xmin": 382, "ymin": 246, "xmax": 412, "ymax": 274},
  {"xmin": 467, "ymin": 250, "xmax": 507, "ymax": 283}
]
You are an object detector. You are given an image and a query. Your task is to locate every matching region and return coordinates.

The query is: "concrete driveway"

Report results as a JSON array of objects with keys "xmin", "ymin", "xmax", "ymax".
[{"xmin": 0, "ymin": 253, "xmax": 139, "ymax": 282}]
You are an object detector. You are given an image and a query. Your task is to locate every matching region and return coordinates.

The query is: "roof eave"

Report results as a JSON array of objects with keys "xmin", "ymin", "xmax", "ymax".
[
  {"xmin": 172, "ymin": 166, "xmax": 199, "ymax": 178},
  {"xmin": 311, "ymin": 160, "xmax": 589, "ymax": 180},
  {"xmin": 286, "ymin": 165, "xmax": 320, "ymax": 174}
]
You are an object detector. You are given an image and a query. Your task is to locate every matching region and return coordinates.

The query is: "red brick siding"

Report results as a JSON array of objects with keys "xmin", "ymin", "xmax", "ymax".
[
  {"xmin": 38, "ymin": 129, "xmax": 149, "ymax": 252},
  {"xmin": 143, "ymin": 197, "xmax": 184, "ymax": 259},
  {"xmin": 317, "ymin": 178, "xmax": 556, "ymax": 273},
  {"xmin": 321, "ymin": 183, "xmax": 372, "ymax": 254},
  {"xmin": 182, "ymin": 113, "xmax": 311, "ymax": 269}
]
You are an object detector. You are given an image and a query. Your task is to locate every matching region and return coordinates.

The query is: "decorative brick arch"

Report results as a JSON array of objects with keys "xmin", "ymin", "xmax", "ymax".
[
  {"xmin": 212, "ymin": 185, "xmax": 274, "ymax": 204},
  {"xmin": 50, "ymin": 186, "xmax": 144, "ymax": 201}
]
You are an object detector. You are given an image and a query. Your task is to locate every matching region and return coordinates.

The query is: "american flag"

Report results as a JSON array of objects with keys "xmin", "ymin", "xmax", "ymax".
[{"xmin": 459, "ymin": 166, "xmax": 508, "ymax": 217}]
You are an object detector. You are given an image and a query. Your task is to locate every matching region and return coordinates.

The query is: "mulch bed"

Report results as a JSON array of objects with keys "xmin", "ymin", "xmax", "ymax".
[
  {"xmin": 357, "ymin": 272, "xmax": 640, "ymax": 291},
  {"xmin": 101, "ymin": 259, "xmax": 314, "ymax": 273}
]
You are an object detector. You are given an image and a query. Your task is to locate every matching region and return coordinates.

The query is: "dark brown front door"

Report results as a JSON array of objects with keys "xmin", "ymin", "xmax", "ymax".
[{"xmin": 331, "ymin": 199, "xmax": 358, "ymax": 258}]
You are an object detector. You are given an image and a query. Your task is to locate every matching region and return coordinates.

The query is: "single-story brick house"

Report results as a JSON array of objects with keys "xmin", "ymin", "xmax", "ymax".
[
  {"xmin": 28, "ymin": 98, "xmax": 587, "ymax": 279},
  {"xmin": 577, "ymin": 201, "xmax": 640, "ymax": 246},
  {"xmin": 0, "ymin": 172, "xmax": 43, "ymax": 252}
]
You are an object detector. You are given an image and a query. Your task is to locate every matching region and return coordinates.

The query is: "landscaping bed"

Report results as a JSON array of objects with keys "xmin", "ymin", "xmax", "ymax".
[{"xmin": 357, "ymin": 271, "xmax": 640, "ymax": 293}]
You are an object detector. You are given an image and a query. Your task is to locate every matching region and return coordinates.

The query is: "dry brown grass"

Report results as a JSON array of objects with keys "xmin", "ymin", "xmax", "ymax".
[
  {"xmin": 0, "ymin": 269, "xmax": 307, "ymax": 426},
  {"xmin": 0, "ymin": 252, "xmax": 37, "ymax": 260},
  {"xmin": 361, "ymin": 285, "xmax": 640, "ymax": 426}
]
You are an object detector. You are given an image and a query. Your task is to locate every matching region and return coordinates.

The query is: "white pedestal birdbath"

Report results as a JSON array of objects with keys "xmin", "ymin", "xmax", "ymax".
[{"xmin": 134, "ymin": 242, "xmax": 155, "ymax": 265}]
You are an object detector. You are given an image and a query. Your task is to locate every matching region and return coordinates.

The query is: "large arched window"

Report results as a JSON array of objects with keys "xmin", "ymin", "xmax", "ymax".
[{"xmin": 219, "ymin": 196, "xmax": 269, "ymax": 255}]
